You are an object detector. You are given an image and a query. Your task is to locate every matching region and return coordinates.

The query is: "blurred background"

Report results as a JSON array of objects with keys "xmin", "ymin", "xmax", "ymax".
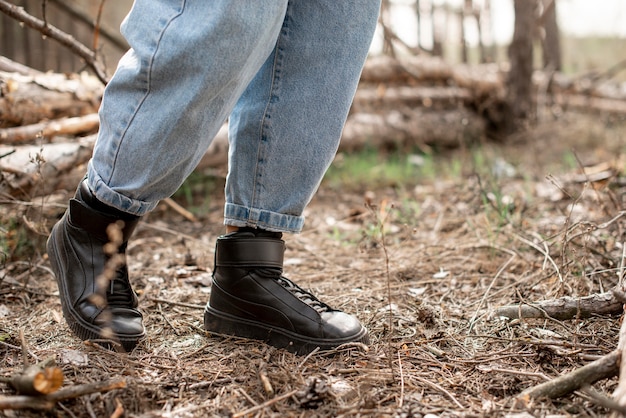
[{"xmin": 1, "ymin": 0, "xmax": 625, "ymax": 79}]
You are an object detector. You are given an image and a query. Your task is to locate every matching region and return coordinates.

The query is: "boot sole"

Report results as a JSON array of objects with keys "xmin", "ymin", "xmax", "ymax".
[
  {"xmin": 47, "ymin": 228, "xmax": 144, "ymax": 352},
  {"xmin": 203, "ymin": 305, "xmax": 369, "ymax": 355}
]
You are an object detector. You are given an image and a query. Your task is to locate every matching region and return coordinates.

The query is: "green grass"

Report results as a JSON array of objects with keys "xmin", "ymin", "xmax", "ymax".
[
  {"xmin": 0, "ymin": 218, "xmax": 37, "ymax": 262},
  {"xmin": 323, "ymin": 148, "xmax": 461, "ymax": 192},
  {"xmin": 172, "ymin": 171, "xmax": 223, "ymax": 216}
]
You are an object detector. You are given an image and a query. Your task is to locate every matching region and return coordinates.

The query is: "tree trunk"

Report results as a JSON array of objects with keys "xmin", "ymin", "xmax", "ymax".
[
  {"xmin": 506, "ymin": 0, "xmax": 536, "ymax": 130},
  {"xmin": 431, "ymin": 4, "xmax": 443, "ymax": 57},
  {"xmin": 540, "ymin": 0, "xmax": 561, "ymax": 70}
]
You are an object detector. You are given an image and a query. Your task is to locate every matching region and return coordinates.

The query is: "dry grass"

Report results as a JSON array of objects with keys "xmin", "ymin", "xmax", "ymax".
[{"xmin": 1, "ymin": 112, "xmax": 625, "ymax": 417}]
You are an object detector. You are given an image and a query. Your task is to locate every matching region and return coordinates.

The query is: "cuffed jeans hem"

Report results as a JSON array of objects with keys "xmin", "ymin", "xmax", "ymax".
[
  {"xmin": 224, "ymin": 203, "xmax": 304, "ymax": 233},
  {"xmin": 87, "ymin": 164, "xmax": 158, "ymax": 216}
]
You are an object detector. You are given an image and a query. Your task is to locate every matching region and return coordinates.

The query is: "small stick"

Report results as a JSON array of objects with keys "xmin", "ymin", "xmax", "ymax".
[
  {"xmin": 397, "ymin": 350, "xmax": 404, "ymax": 409},
  {"xmin": 495, "ymin": 291, "xmax": 623, "ymax": 320},
  {"xmin": 232, "ymin": 389, "xmax": 298, "ymax": 418},
  {"xmin": 258, "ymin": 363, "xmax": 274, "ymax": 397},
  {"xmin": 414, "ymin": 375, "xmax": 465, "ymax": 409},
  {"xmin": 516, "ymin": 350, "xmax": 619, "ymax": 401},
  {"xmin": 297, "ymin": 347, "xmax": 320, "ymax": 369},
  {"xmin": 162, "ymin": 198, "xmax": 198, "ymax": 223},
  {"xmin": 9, "ymin": 357, "xmax": 64, "ymax": 396},
  {"xmin": 0, "ymin": 378, "xmax": 126, "ymax": 411},
  {"xmin": 611, "ymin": 260, "xmax": 626, "ymax": 412}
]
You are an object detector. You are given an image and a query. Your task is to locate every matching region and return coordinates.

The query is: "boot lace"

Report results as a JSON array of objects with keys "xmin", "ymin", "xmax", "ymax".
[
  {"xmin": 257, "ymin": 268, "xmax": 332, "ymax": 314},
  {"xmin": 107, "ymin": 270, "xmax": 136, "ymax": 308}
]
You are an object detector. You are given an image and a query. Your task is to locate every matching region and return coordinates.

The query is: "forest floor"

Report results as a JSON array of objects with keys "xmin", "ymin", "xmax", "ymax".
[{"xmin": 1, "ymin": 111, "xmax": 626, "ymax": 417}]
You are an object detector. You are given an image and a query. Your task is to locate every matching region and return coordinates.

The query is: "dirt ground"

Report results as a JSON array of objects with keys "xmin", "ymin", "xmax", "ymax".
[{"xmin": 1, "ymin": 112, "xmax": 626, "ymax": 417}]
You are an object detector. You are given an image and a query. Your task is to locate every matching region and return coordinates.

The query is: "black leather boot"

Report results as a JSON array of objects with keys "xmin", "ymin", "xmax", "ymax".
[
  {"xmin": 204, "ymin": 228, "xmax": 369, "ymax": 354},
  {"xmin": 46, "ymin": 181, "xmax": 144, "ymax": 351}
]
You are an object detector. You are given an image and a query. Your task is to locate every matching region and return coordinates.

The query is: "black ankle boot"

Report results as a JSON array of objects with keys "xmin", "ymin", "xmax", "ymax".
[
  {"xmin": 46, "ymin": 181, "xmax": 144, "ymax": 351},
  {"xmin": 204, "ymin": 228, "xmax": 369, "ymax": 354}
]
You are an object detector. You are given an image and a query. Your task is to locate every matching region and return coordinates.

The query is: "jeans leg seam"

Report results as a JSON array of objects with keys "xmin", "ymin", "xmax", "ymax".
[
  {"xmin": 107, "ymin": 0, "xmax": 187, "ymax": 185},
  {"xmin": 251, "ymin": 3, "xmax": 292, "ymax": 215}
]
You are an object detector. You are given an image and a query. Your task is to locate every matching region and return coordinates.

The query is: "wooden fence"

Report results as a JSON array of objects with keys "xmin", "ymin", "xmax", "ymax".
[{"xmin": 0, "ymin": 0, "xmax": 129, "ymax": 76}]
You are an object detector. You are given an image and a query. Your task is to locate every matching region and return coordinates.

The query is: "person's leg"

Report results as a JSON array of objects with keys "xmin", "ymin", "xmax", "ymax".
[
  {"xmin": 205, "ymin": 0, "xmax": 381, "ymax": 354},
  {"xmin": 89, "ymin": 0, "xmax": 288, "ymax": 214},
  {"xmin": 47, "ymin": 0, "xmax": 288, "ymax": 351},
  {"xmin": 224, "ymin": 0, "xmax": 381, "ymax": 232}
]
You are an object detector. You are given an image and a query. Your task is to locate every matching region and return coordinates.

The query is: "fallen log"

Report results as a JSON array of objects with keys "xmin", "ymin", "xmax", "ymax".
[
  {"xmin": 360, "ymin": 54, "xmax": 505, "ymax": 97},
  {"xmin": 515, "ymin": 350, "xmax": 620, "ymax": 402},
  {"xmin": 0, "ymin": 113, "xmax": 100, "ymax": 144},
  {"xmin": 552, "ymin": 93, "xmax": 626, "ymax": 116},
  {"xmin": 0, "ymin": 70, "xmax": 102, "ymax": 127},
  {"xmin": 341, "ymin": 108, "xmax": 486, "ymax": 151},
  {"xmin": 9, "ymin": 361, "xmax": 64, "ymax": 396},
  {"xmin": 1, "ymin": 107, "xmax": 485, "ymax": 198},
  {"xmin": 495, "ymin": 291, "xmax": 623, "ymax": 321},
  {"xmin": 0, "ymin": 378, "xmax": 126, "ymax": 411},
  {"xmin": 0, "ymin": 137, "xmax": 94, "ymax": 198},
  {"xmin": 360, "ymin": 54, "xmax": 455, "ymax": 85},
  {"xmin": 352, "ymin": 85, "xmax": 473, "ymax": 113}
]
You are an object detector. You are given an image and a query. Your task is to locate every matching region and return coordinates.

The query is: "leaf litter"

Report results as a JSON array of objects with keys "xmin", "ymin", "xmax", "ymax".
[{"xmin": 0, "ymin": 113, "xmax": 625, "ymax": 417}]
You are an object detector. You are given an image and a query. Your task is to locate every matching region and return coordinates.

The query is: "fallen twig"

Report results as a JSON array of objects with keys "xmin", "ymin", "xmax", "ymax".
[
  {"xmin": 162, "ymin": 197, "xmax": 198, "ymax": 223},
  {"xmin": 232, "ymin": 389, "xmax": 298, "ymax": 418},
  {"xmin": 516, "ymin": 350, "xmax": 619, "ymax": 402},
  {"xmin": 0, "ymin": 378, "xmax": 126, "ymax": 410},
  {"xmin": 581, "ymin": 386, "xmax": 626, "ymax": 416},
  {"xmin": 6, "ymin": 357, "xmax": 63, "ymax": 396},
  {"xmin": 414, "ymin": 375, "xmax": 465, "ymax": 409},
  {"xmin": 510, "ymin": 231, "xmax": 563, "ymax": 282},
  {"xmin": 495, "ymin": 291, "xmax": 623, "ymax": 320},
  {"xmin": 610, "ymin": 245, "xmax": 626, "ymax": 414}
]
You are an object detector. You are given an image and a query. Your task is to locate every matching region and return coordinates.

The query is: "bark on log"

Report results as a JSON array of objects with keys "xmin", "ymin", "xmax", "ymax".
[
  {"xmin": 352, "ymin": 85, "xmax": 473, "ymax": 113},
  {"xmin": 0, "ymin": 71, "xmax": 102, "ymax": 127},
  {"xmin": 360, "ymin": 55, "xmax": 505, "ymax": 97},
  {"xmin": 552, "ymin": 94, "xmax": 626, "ymax": 116},
  {"xmin": 360, "ymin": 54, "xmax": 455, "ymax": 85},
  {"xmin": 1, "ymin": 106, "xmax": 485, "ymax": 198},
  {"xmin": 516, "ymin": 350, "xmax": 620, "ymax": 401},
  {"xmin": 10, "ymin": 364, "xmax": 64, "ymax": 396},
  {"xmin": 0, "ymin": 378, "xmax": 126, "ymax": 411},
  {"xmin": 0, "ymin": 137, "xmax": 95, "ymax": 198},
  {"xmin": 495, "ymin": 291, "xmax": 623, "ymax": 320},
  {"xmin": 0, "ymin": 114, "xmax": 100, "ymax": 143},
  {"xmin": 341, "ymin": 108, "xmax": 485, "ymax": 151},
  {"xmin": 3, "ymin": 55, "xmax": 624, "ymax": 199}
]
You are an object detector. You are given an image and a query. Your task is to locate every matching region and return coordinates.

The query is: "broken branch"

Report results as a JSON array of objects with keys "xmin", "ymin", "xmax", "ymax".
[
  {"xmin": 516, "ymin": 350, "xmax": 620, "ymax": 401},
  {"xmin": 0, "ymin": 378, "xmax": 127, "ymax": 411},
  {"xmin": 0, "ymin": 0, "xmax": 108, "ymax": 84},
  {"xmin": 495, "ymin": 291, "xmax": 623, "ymax": 320}
]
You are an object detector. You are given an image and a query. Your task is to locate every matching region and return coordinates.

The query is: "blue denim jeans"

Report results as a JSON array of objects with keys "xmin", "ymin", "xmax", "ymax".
[{"xmin": 87, "ymin": 0, "xmax": 380, "ymax": 233}]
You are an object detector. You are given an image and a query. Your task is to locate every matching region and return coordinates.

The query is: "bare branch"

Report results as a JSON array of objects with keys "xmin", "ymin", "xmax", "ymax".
[
  {"xmin": 495, "ymin": 291, "xmax": 623, "ymax": 320},
  {"xmin": 0, "ymin": 0, "xmax": 108, "ymax": 84},
  {"xmin": 516, "ymin": 350, "xmax": 620, "ymax": 401}
]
